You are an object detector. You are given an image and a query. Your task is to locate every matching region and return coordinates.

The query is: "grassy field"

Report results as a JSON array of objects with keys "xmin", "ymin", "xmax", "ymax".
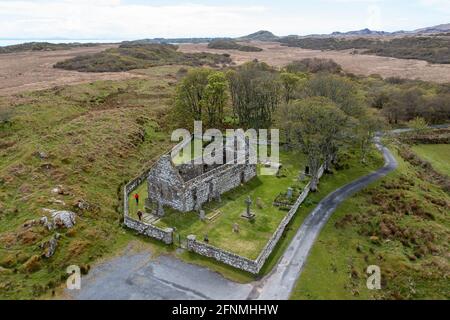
[
  {"xmin": 291, "ymin": 143, "xmax": 450, "ymax": 300},
  {"xmin": 0, "ymin": 66, "xmax": 183, "ymax": 299},
  {"xmin": 411, "ymin": 144, "xmax": 450, "ymax": 177},
  {"xmin": 170, "ymin": 146, "xmax": 385, "ymax": 282},
  {"xmin": 131, "ymin": 151, "xmax": 307, "ymax": 259}
]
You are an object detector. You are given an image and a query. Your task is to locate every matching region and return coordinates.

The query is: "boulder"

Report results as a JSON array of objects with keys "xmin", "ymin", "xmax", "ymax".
[
  {"xmin": 35, "ymin": 151, "xmax": 48, "ymax": 160},
  {"xmin": 51, "ymin": 210, "xmax": 76, "ymax": 229},
  {"xmin": 40, "ymin": 209, "xmax": 77, "ymax": 229},
  {"xmin": 39, "ymin": 215, "xmax": 53, "ymax": 230},
  {"xmin": 41, "ymin": 234, "xmax": 59, "ymax": 258},
  {"xmin": 51, "ymin": 185, "xmax": 69, "ymax": 195}
]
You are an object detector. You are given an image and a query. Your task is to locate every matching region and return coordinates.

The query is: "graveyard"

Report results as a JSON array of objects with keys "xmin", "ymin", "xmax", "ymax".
[{"xmin": 128, "ymin": 150, "xmax": 308, "ymax": 259}]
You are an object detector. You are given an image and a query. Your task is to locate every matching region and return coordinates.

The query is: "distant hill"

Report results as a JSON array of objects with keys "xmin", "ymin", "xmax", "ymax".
[
  {"xmin": 237, "ymin": 30, "xmax": 279, "ymax": 41},
  {"xmin": 414, "ymin": 23, "xmax": 450, "ymax": 34},
  {"xmin": 331, "ymin": 28, "xmax": 392, "ymax": 37},
  {"xmin": 307, "ymin": 23, "xmax": 450, "ymax": 38},
  {"xmin": 0, "ymin": 42, "xmax": 99, "ymax": 54}
]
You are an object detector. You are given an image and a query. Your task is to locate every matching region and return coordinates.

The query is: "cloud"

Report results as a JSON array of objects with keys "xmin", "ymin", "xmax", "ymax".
[
  {"xmin": 419, "ymin": 0, "xmax": 450, "ymax": 12},
  {"xmin": 0, "ymin": 0, "xmax": 447, "ymax": 39},
  {"xmin": 0, "ymin": 1, "xmax": 271, "ymax": 39}
]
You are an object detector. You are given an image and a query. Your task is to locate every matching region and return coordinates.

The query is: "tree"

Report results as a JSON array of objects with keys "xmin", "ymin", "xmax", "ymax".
[
  {"xmin": 227, "ymin": 61, "xmax": 282, "ymax": 129},
  {"xmin": 356, "ymin": 113, "xmax": 385, "ymax": 163},
  {"xmin": 202, "ymin": 71, "xmax": 228, "ymax": 128},
  {"xmin": 289, "ymin": 97, "xmax": 347, "ymax": 191},
  {"xmin": 280, "ymin": 72, "xmax": 305, "ymax": 103},
  {"xmin": 275, "ymin": 102, "xmax": 296, "ymax": 150},
  {"xmin": 408, "ymin": 117, "xmax": 428, "ymax": 131},
  {"xmin": 172, "ymin": 69, "xmax": 228, "ymax": 129},
  {"xmin": 303, "ymin": 73, "xmax": 364, "ymax": 117},
  {"xmin": 173, "ymin": 68, "xmax": 211, "ymax": 126}
]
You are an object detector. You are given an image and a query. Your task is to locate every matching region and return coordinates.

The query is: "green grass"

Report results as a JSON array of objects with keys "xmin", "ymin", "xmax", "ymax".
[
  {"xmin": 0, "ymin": 66, "xmax": 182, "ymax": 299},
  {"xmin": 411, "ymin": 144, "xmax": 450, "ymax": 177},
  {"xmin": 291, "ymin": 143, "xmax": 450, "ymax": 300},
  {"xmin": 173, "ymin": 146, "xmax": 384, "ymax": 281}
]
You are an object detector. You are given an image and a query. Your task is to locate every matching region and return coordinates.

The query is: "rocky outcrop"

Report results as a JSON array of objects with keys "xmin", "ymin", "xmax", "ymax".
[{"xmin": 40, "ymin": 209, "xmax": 77, "ymax": 230}]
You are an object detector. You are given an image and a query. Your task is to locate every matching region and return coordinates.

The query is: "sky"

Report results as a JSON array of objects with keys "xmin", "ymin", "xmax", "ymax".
[{"xmin": 0, "ymin": 0, "xmax": 449, "ymax": 40}]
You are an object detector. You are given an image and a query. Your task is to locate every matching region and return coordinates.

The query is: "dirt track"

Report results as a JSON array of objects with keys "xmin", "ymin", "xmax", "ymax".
[
  {"xmin": 179, "ymin": 41, "xmax": 450, "ymax": 83},
  {"xmin": 0, "ymin": 45, "xmax": 142, "ymax": 96}
]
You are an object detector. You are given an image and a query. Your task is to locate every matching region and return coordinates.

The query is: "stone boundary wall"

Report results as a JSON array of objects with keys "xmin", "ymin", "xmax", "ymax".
[
  {"xmin": 124, "ymin": 216, "xmax": 173, "ymax": 244},
  {"xmin": 186, "ymin": 235, "xmax": 258, "ymax": 274},
  {"xmin": 185, "ymin": 165, "xmax": 325, "ymax": 274},
  {"xmin": 254, "ymin": 166, "xmax": 324, "ymax": 272},
  {"xmin": 123, "ymin": 140, "xmax": 187, "ymax": 241}
]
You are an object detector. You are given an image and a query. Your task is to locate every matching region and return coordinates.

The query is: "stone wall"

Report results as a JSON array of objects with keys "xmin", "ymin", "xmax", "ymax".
[
  {"xmin": 185, "ymin": 165, "xmax": 325, "ymax": 274},
  {"xmin": 124, "ymin": 216, "xmax": 173, "ymax": 244},
  {"xmin": 253, "ymin": 166, "xmax": 324, "ymax": 272},
  {"xmin": 186, "ymin": 235, "xmax": 258, "ymax": 274}
]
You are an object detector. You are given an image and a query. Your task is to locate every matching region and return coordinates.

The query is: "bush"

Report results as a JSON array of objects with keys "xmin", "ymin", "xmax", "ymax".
[
  {"xmin": 208, "ymin": 40, "xmax": 263, "ymax": 52},
  {"xmin": 285, "ymin": 58, "xmax": 342, "ymax": 74}
]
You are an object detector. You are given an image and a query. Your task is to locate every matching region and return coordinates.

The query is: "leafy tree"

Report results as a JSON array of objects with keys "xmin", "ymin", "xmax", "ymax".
[
  {"xmin": 356, "ymin": 113, "xmax": 385, "ymax": 163},
  {"xmin": 280, "ymin": 72, "xmax": 305, "ymax": 103},
  {"xmin": 303, "ymin": 73, "xmax": 364, "ymax": 117},
  {"xmin": 289, "ymin": 97, "xmax": 347, "ymax": 191},
  {"xmin": 171, "ymin": 69, "xmax": 228, "ymax": 128},
  {"xmin": 227, "ymin": 61, "xmax": 281, "ymax": 129},
  {"xmin": 408, "ymin": 117, "xmax": 428, "ymax": 131},
  {"xmin": 173, "ymin": 69, "xmax": 210, "ymax": 124},
  {"xmin": 203, "ymin": 71, "xmax": 228, "ymax": 128},
  {"xmin": 275, "ymin": 102, "xmax": 296, "ymax": 150}
]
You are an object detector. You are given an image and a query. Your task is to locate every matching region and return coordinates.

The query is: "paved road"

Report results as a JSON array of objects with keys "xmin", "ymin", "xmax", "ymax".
[
  {"xmin": 66, "ymin": 139, "xmax": 397, "ymax": 300},
  {"xmin": 252, "ymin": 137, "xmax": 398, "ymax": 299}
]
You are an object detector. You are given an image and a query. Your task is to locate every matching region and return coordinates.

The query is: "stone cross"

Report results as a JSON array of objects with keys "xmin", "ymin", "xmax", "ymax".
[{"xmin": 199, "ymin": 210, "xmax": 206, "ymax": 221}]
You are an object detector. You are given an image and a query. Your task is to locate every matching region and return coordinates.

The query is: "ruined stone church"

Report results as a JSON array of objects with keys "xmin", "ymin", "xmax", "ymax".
[{"xmin": 147, "ymin": 137, "xmax": 257, "ymax": 215}]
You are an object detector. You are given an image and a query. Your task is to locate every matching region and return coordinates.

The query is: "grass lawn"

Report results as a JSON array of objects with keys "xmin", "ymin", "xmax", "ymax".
[
  {"xmin": 134, "ymin": 151, "xmax": 308, "ymax": 259},
  {"xmin": 411, "ymin": 144, "xmax": 450, "ymax": 177},
  {"xmin": 290, "ymin": 143, "xmax": 450, "ymax": 300}
]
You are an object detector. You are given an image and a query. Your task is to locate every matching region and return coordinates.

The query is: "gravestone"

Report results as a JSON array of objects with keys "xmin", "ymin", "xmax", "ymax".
[
  {"xmin": 256, "ymin": 197, "xmax": 263, "ymax": 209},
  {"xmin": 233, "ymin": 223, "xmax": 240, "ymax": 233},
  {"xmin": 199, "ymin": 210, "xmax": 206, "ymax": 221},
  {"xmin": 299, "ymin": 172, "xmax": 306, "ymax": 182},
  {"xmin": 287, "ymin": 187, "xmax": 293, "ymax": 199}
]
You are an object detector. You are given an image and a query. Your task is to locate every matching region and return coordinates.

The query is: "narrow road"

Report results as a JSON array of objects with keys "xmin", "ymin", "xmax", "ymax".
[
  {"xmin": 66, "ymin": 139, "xmax": 397, "ymax": 300},
  {"xmin": 252, "ymin": 137, "xmax": 397, "ymax": 299}
]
